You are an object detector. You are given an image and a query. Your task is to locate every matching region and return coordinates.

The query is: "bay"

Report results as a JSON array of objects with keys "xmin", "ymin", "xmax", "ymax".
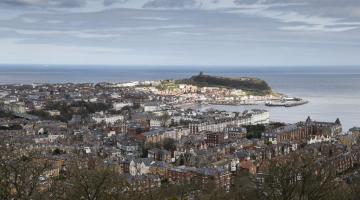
[{"xmin": 0, "ymin": 65, "xmax": 359, "ymax": 130}]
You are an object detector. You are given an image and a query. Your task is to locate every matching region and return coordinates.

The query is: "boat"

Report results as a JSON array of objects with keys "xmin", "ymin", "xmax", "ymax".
[{"xmin": 265, "ymin": 97, "xmax": 308, "ymax": 107}]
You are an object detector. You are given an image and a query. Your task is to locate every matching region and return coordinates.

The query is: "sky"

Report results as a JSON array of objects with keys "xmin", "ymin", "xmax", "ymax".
[{"xmin": 0, "ymin": 0, "xmax": 360, "ymax": 67}]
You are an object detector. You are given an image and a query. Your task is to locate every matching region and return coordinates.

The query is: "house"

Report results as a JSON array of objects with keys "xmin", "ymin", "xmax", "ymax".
[
  {"xmin": 206, "ymin": 132, "xmax": 225, "ymax": 146},
  {"xmin": 125, "ymin": 174, "xmax": 161, "ymax": 192},
  {"xmin": 147, "ymin": 148, "xmax": 172, "ymax": 162},
  {"xmin": 149, "ymin": 161, "xmax": 169, "ymax": 177},
  {"xmin": 189, "ymin": 110, "xmax": 269, "ymax": 134},
  {"xmin": 349, "ymin": 127, "xmax": 360, "ymax": 135},
  {"xmin": 118, "ymin": 160, "xmax": 130, "ymax": 174},
  {"xmin": 331, "ymin": 152, "xmax": 354, "ymax": 174},
  {"xmin": 143, "ymin": 102, "xmax": 161, "ymax": 112},
  {"xmin": 167, "ymin": 166, "xmax": 195, "ymax": 183},
  {"xmin": 149, "ymin": 117, "xmax": 162, "ymax": 128},
  {"xmin": 250, "ymin": 109, "xmax": 270, "ymax": 124},
  {"xmin": 117, "ymin": 138, "xmax": 142, "ymax": 158},
  {"xmin": 194, "ymin": 168, "xmax": 231, "ymax": 191},
  {"xmin": 33, "ymin": 134, "xmax": 65, "ymax": 144},
  {"xmin": 225, "ymin": 126, "xmax": 247, "ymax": 139},
  {"xmin": 47, "ymin": 110, "xmax": 61, "ymax": 117},
  {"xmin": 263, "ymin": 117, "xmax": 342, "ymax": 144},
  {"xmin": 129, "ymin": 158, "xmax": 153, "ymax": 176},
  {"xmin": 2, "ymin": 102, "xmax": 26, "ymax": 113},
  {"xmin": 92, "ymin": 113, "xmax": 124, "ymax": 125},
  {"xmin": 113, "ymin": 102, "xmax": 133, "ymax": 111},
  {"xmin": 25, "ymin": 120, "xmax": 68, "ymax": 135},
  {"xmin": 143, "ymin": 128, "xmax": 188, "ymax": 144}
]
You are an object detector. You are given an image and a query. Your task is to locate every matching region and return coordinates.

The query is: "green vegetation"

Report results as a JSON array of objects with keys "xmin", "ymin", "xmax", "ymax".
[
  {"xmin": 269, "ymin": 122, "xmax": 287, "ymax": 129},
  {"xmin": 52, "ymin": 148, "xmax": 65, "ymax": 155},
  {"xmin": 156, "ymin": 80, "xmax": 179, "ymax": 91},
  {"xmin": 0, "ymin": 111, "xmax": 15, "ymax": 119},
  {"xmin": 29, "ymin": 101, "xmax": 111, "ymax": 122},
  {"xmin": 177, "ymin": 73, "xmax": 272, "ymax": 95},
  {"xmin": 0, "ymin": 124, "xmax": 23, "ymax": 130},
  {"xmin": 28, "ymin": 110, "xmax": 53, "ymax": 120},
  {"xmin": 163, "ymin": 138, "xmax": 176, "ymax": 151},
  {"xmin": 245, "ymin": 124, "xmax": 266, "ymax": 139}
]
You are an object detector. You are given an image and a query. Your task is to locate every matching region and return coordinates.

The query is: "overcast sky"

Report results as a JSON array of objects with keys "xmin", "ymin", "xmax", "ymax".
[{"xmin": 0, "ymin": 0, "xmax": 359, "ymax": 67}]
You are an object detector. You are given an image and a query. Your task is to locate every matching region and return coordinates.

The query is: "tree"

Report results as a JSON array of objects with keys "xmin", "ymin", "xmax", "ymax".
[
  {"xmin": 258, "ymin": 157, "xmax": 300, "ymax": 200},
  {"xmin": 64, "ymin": 164, "xmax": 128, "ymax": 200},
  {"xmin": 343, "ymin": 176, "xmax": 360, "ymax": 200},
  {"xmin": 52, "ymin": 148, "xmax": 62, "ymax": 155},
  {"xmin": 0, "ymin": 147, "xmax": 50, "ymax": 200},
  {"xmin": 160, "ymin": 112, "xmax": 171, "ymax": 127},
  {"xmin": 245, "ymin": 124, "xmax": 265, "ymax": 139},
  {"xmin": 255, "ymin": 153, "xmax": 339, "ymax": 200},
  {"xmin": 226, "ymin": 171, "xmax": 259, "ymax": 200},
  {"xmin": 296, "ymin": 157, "xmax": 338, "ymax": 200},
  {"xmin": 177, "ymin": 153, "xmax": 192, "ymax": 166},
  {"xmin": 163, "ymin": 138, "xmax": 176, "ymax": 152}
]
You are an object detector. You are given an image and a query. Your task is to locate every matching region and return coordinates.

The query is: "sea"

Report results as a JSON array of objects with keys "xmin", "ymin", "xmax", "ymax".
[{"xmin": 0, "ymin": 65, "xmax": 359, "ymax": 131}]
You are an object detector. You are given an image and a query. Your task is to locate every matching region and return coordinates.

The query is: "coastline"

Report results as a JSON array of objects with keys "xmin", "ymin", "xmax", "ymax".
[{"xmin": 0, "ymin": 68, "xmax": 358, "ymax": 130}]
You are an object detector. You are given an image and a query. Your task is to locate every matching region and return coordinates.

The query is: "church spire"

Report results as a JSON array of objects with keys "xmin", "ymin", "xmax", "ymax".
[{"xmin": 335, "ymin": 118, "xmax": 341, "ymax": 125}]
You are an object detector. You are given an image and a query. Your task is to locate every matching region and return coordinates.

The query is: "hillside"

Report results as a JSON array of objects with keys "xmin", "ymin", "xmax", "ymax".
[{"xmin": 177, "ymin": 73, "xmax": 272, "ymax": 95}]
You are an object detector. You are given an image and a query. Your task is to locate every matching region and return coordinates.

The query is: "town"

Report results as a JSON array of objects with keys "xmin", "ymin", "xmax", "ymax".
[{"xmin": 0, "ymin": 80, "xmax": 359, "ymax": 200}]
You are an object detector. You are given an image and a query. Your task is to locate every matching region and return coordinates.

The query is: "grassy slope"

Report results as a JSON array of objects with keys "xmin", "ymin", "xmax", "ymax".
[{"xmin": 177, "ymin": 74, "xmax": 272, "ymax": 95}]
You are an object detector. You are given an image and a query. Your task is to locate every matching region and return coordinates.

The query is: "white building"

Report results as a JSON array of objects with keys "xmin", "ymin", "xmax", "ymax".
[
  {"xmin": 113, "ymin": 102, "xmax": 133, "ymax": 111},
  {"xmin": 3, "ymin": 102, "xmax": 26, "ymax": 113},
  {"xmin": 144, "ymin": 103, "xmax": 161, "ymax": 112},
  {"xmin": 47, "ymin": 110, "xmax": 61, "ymax": 116},
  {"xmin": 115, "ymin": 81, "xmax": 139, "ymax": 87},
  {"xmin": 308, "ymin": 135, "xmax": 332, "ymax": 144},
  {"xmin": 150, "ymin": 118, "xmax": 162, "ymax": 128},
  {"xmin": 250, "ymin": 110, "xmax": 270, "ymax": 124},
  {"xmin": 92, "ymin": 114, "xmax": 124, "ymax": 124},
  {"xmin": 129, "ymin": 159, "xmax": 152, "ymax": 176},
  {"xmin": 230, "ymin": 89, "xmax": 246, "ymax": 96},
  {"xmin": 189, "ymin": 110, "xmax": 269, "ymax": 134},
  {"xmin": 34, "ymin": 134, "xmax": 65, "ymax": 144}
]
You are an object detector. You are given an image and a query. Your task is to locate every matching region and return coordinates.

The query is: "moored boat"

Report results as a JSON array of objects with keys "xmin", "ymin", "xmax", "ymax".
[{"xmin": 265, "ymin": 98, "xmax": 308, "ymax": 107}]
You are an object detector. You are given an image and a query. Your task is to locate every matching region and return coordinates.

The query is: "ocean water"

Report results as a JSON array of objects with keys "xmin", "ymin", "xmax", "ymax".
[{"xmin": 0, "ymin": 65, "xmax": 359, "ymax": 130}]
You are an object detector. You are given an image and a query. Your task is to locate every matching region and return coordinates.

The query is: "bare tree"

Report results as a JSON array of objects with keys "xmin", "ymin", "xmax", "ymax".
[
  {"xmin": 256, "ymin": 153, "xmax": 339, "ymax": 200},
  {"xmin": 297, "ymin": 157, "xmax": 338, "ymax": 200},
  {"xmin": 0, "ymin": 147, "xmax": 50, "ymax": 200},
  {"xmin": 257, "ymin": 157, "xmax": 300, "ymax": 200},
  {"xmin": 64, "ymin": 163, "xmax": 127, "ymax": 200}
]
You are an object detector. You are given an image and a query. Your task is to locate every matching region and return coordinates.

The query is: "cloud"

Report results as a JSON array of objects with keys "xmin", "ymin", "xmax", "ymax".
[
  {"xmin": 228, "ymin": 4, "xmax": 360, "ymax": 32},
  {"xmin": 165, "ymin": 31, "xmax": 205, "ymax": 36},
  {"xmin": 103, "ymin": 0, "xmax": 128, "ymax": 6},
  {"xmin": 0, "ymin": 0, "xmax": 360, "ymax": 66},
  {"xmin": 0, "ymin": 0, "xmax": 47, "ymax": 6},
  {"xmin": 111, "ymin": 0, "xmax": 301, "ymax": 10},
  {"xmin": 0, "ymin": 23, "xmax": 196, "ymax": 40},
  {"xmin": 131, "ymin": 16, "xmax": 170, "ymax": 21},
  {"xmin": 280, "ymin": 25, "xmax": 359, "ymax": 32},
  {"xmin": 0, "ymin": 0, "xmax": 87, "ymax": 8},
  {"xmin": 21, "ymin": 17, "xmax": 38, "ymax": 23},
  {"xmin": 0, "ymin": 38, "xmax": 135, "ymax": 65},
  {"xmin": 143, "ymin": 0, "xmax": 196, "ymax": 8},
  {"xmin": 261, "ymin": 0, "xmax": 360, "ymax": 7}
]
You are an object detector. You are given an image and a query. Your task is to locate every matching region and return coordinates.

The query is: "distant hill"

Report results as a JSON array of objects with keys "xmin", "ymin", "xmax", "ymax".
[{"xmin": 177, "ymin": 73, "xmax": 272, "ymax": 95}]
